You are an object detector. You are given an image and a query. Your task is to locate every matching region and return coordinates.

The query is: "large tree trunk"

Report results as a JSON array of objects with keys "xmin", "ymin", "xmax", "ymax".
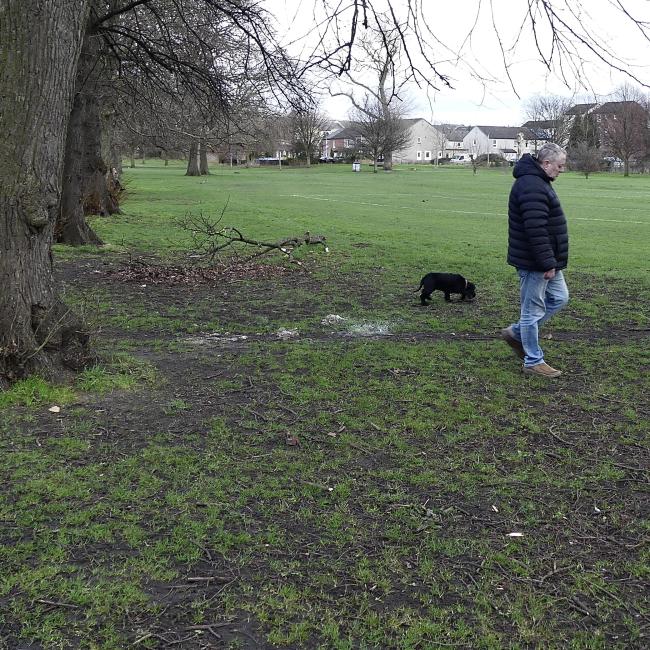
[
  {"xmin": 383, "ymin": 151, "xmax": 393, "ymax": 171},
  {"xmin": 58, "ymin": 86, "xmax": 105, "ymax": 245},
  {"xmin": 186, "ymin": 141, "xmax": 201, "ymax": 176},
  {"xmin": 0, "ymin": 0, "xmax": 93, "ymax": 383},
  {"xmin": 199, "ymin": 139, "xmax": 210, "ymax": 175},
  {"xmin": 102, "ymin": 108, "xmax": 123, "ymax": 180},
  {"xmin": 58, "ymin": 20, "xmax": 124, "ymax": 244}
]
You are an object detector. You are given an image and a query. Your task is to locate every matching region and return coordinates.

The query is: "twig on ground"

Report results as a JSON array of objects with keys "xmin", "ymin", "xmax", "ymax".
[{"xmin": 547, "ymin": 425, "xmax": 578, "ymax": 446}]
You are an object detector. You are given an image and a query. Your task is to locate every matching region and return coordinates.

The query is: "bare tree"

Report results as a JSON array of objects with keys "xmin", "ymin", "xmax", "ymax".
[
  {"xmin": 523, "ymin": 95, "xmax": 574, "ymax": 148},
  {"xmin": 430, "ymin": 125, "xmax": 449, "ymax": 166},
  {"xmin": 569, "ymin": 142, "xmax": 603, "ymax": 178},
  {"xmin": 597, "ymin": 85, "xmax": 648, "ymax": 176},
  {"xmin": 290, "ymin": 101, "xmax": 329, "ymax": 167},
  {"xmin": 331, "ymin": 22, "xmax": 413, "ymax": 171},
  {"xmin": 351, "ymin": 96, "xmax": 410, "ymax": 173}
]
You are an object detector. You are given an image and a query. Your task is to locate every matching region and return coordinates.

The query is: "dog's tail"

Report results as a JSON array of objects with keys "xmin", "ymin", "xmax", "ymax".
[{"xmin": 413, "ymin": 281, "xmax": 423, "ymax": 293}]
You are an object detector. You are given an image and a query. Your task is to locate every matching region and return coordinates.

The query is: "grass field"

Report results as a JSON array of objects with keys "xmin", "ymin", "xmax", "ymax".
[{"xmin": 1, "ymin": 161, "xmax": 649, "ymax": 649}]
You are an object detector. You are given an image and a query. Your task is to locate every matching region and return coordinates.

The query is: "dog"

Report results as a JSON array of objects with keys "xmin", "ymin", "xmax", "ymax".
[{"xmin": 415, "ymin": 273, "xmax": 476, "ymax": 305}]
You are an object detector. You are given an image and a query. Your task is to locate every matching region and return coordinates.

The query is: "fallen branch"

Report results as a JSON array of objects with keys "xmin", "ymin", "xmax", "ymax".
[{"xmin": 176, "ymin": 211, "xmax": 327, "ymax": 264}]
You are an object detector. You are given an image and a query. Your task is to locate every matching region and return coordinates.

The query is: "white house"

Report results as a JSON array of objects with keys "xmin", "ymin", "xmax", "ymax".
[
  {"xmin": 393, "ymin": 119, "xmax": 469, "ymax": 164},
  {"xmin": 463, "ymin": 126, "xmax": 548, "ymax": 161},
  {"xmin": 439, "ymin": 124, "xmax": 472, "ymax": 158},
  {"xmin": 391, "ymin": 118, "xmax": 437, "ymax": 163}
]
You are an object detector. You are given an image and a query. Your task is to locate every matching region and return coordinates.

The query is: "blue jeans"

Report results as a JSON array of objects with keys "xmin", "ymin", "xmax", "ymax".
[{"xmin": 510, "ymin": 270, "xmax": 569, "ymax": 367}]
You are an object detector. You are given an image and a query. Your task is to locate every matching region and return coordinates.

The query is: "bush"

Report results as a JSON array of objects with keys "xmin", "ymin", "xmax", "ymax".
[{"xmin": 474, "ymin": 153, "xmax": 508, "ymax": 167}]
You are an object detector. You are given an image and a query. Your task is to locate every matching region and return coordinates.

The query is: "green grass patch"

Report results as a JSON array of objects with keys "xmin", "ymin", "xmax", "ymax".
[{"xmin": 2, "ymin": 161, "xmax": 648, "ymax": 649}]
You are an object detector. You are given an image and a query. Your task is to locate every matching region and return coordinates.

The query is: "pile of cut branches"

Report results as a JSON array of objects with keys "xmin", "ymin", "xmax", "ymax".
[{"xmin": 105, "ymin": 260, "xmax": 295, "ymax": 286}]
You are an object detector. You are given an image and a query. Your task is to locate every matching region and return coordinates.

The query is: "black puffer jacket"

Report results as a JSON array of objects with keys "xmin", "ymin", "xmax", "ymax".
[{"xmin": 507, "ymin": 153, "xmax": 568, "ymax": 271}]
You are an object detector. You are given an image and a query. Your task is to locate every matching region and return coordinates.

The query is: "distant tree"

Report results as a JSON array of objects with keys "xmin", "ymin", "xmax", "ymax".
[
  {"xmin": 290, "ymin": 102, "xmax": 329, "ymax": 167},
  {"xmin": 331, "ymin": 21, "xmax": 413, "ymax": 171},
  {"xmin": 568, "ymin": 113, "xmax": 600, "ymax": 150},
  {"xmin": 430, "ymin": 125, "xmax": 448, "ymax": 166},
  {"xmin": 351, "ymin": 96, "xmax": 410, "ymax": 173},
  {"xmin": 569, "ymin": 142, "xmax": 603, "ymax": 178},
  {"xmin": 598, "ymin": 85, "xmax": 648, "ymax": 176},
  {"xmin": 523, "ymin": 95, "xmax": 574, "ymax": 148}
]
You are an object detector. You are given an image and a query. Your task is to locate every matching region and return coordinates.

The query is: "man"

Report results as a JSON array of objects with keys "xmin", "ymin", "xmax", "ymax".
[{"xmin": 501, "ymin": 142, "xmax": 570, "ymax": 378}]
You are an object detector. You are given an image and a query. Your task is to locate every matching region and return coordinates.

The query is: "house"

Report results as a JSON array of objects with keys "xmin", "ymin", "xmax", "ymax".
[
  {"xmin": 323, "ymin": 125, "xmax": 364, "ymax": 159},
  {"xmin": 564, "ymin": 100, "xmax": 648, "ymax": 161},
  {"xmin": 320, "ymin": 120, "xmax": 353, "ymax": 158},
  {"xmin": 393, "ymin": 118, "xmax": 445, "ymax": 164},
  {"xmin": 439, "ymin": 124, "xmax": 472, "ymax": 158},
  {"xmin": 395, "ymin": 121, "xmax": 474, "ymax": 162},
  {"xmin": 394, "ymin": 120, "xmax": 478, "ymax": 163},
  {"xmin": 463, "ymin": 125, "xmax": 548, "ymax": 161}
]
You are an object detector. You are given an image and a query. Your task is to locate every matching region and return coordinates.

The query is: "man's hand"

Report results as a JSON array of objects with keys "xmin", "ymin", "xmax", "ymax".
[{"xmin": 543, "ymin": 268, "xmax": 556, "ymax": 280}]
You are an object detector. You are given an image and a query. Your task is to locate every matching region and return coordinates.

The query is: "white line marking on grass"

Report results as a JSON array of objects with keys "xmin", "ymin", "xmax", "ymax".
[{"xmin": 286, "ymin": 194, "xmax": 648, "ymax": 224}]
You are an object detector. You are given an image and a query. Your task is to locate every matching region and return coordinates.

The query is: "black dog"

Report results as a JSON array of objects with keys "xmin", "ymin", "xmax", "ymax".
[{"xmin": 416, "ymin": 273, "xmax": 476, "ymax": 305}]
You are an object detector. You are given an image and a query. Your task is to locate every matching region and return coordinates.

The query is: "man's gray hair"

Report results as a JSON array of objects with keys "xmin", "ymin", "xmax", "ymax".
[{"xmin": 537, "ymin": 142, "xmax": 566, "ymax": 163}]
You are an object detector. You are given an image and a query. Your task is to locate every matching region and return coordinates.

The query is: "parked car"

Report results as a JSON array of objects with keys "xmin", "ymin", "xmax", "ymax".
[{"xmin": 449, "ymin": 155, "xmax": 470, "ymax": 164}]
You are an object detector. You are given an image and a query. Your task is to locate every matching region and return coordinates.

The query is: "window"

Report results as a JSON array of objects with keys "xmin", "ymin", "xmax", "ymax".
[
  {"xmin": 416, "ymin": 151, "xmax": 422, "ymax": 160},
  {"xmin": 417, "ymin": 137, "xmax": 422, "ymax": 144},
  {"xmin": 425, "ymin": 151, "xmax": 431, "ymax": 159},
  {"xmin": 492, "ymin": 139, "xmax": 497, "ymax": 147}
]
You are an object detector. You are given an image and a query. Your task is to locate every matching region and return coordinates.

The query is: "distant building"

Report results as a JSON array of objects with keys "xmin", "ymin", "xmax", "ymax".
[
  {"xmin": 393, "ymin": 119, "xmax": 450, "ymax": 164},
  {"xmin": 323, "ymin": 125, "xmax": 364, "ymax": 159},
  {"xmin": 463, "ymin": 125, "xmax": 549, "ymax": 161}
]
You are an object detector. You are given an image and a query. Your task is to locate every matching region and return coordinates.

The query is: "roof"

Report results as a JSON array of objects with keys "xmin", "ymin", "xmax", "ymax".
[
  {"xmin": 324, "ymin": 119, "xmax": 353, "ymax": 131},
  {"xmin": 443, "ymin": 124, "xmax": 472, "ymax": 141},
  {"xmin": 522, "ymin": 119, "xmax": 556, "ymax": 129},
  {"xmin": 591, "ymin": 100, "xmax": 646, "ymax": 114},
  {"xmin": 326, "ymin": 126, "xmax": 363, "ymax": 140},
  {"xmin": 525, "ymin": 126, "xmax": 553, "ymax": 139},
  {"xmin": 474, "ymin": 126, "xmax": 543, "ymax": 140},
  {"xmin": 564, "ymin": 103, "xmax": 597, "ymax": 115},
  {"xmin": 400, "ymin": 118, "xmax": 424, "ymax": 127}
]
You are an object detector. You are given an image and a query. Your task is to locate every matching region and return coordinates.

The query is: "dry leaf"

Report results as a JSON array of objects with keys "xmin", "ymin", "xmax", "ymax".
[{"xmin": 48, "ymin": 406, "xmax": 61, "ymax": 413}]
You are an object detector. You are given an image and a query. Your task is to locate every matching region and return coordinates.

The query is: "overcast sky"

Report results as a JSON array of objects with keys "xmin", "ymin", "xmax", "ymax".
[{"xmin": 268, "ymin": 0, "xmax": 650, "ymax": 126}]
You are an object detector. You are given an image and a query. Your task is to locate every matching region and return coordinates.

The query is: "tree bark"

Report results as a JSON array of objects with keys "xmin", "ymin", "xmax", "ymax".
[
  {"xmin": 186, "ymin": 141, "xmax": 201, "ymax": 176},
  {"xmin": 0, "ymin": 0, "xmax": 93, "ymax": 383},
  {"xmin": 57, "ymin": 24, "xmax": 106, "ymax": 245},
  {"xmin": 58, "ymin": 18, "xmax": 124, "ymax": 244},
  {"xmin": 58, "ymin": 88, "xmax": 104, "ymax": 245},
  {"xmin": 199, "ymin": 139, "xmax": 210, "ymax": 175}
]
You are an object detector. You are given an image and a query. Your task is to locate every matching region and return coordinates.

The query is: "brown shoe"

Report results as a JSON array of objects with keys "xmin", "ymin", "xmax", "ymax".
[
  {"xmin": 501, "ymin": 327, "xmax": 525, "ymax": 359},
  {"xmin": 523, "ymin": 363, "xmax": 562, "ymax": 378}
]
